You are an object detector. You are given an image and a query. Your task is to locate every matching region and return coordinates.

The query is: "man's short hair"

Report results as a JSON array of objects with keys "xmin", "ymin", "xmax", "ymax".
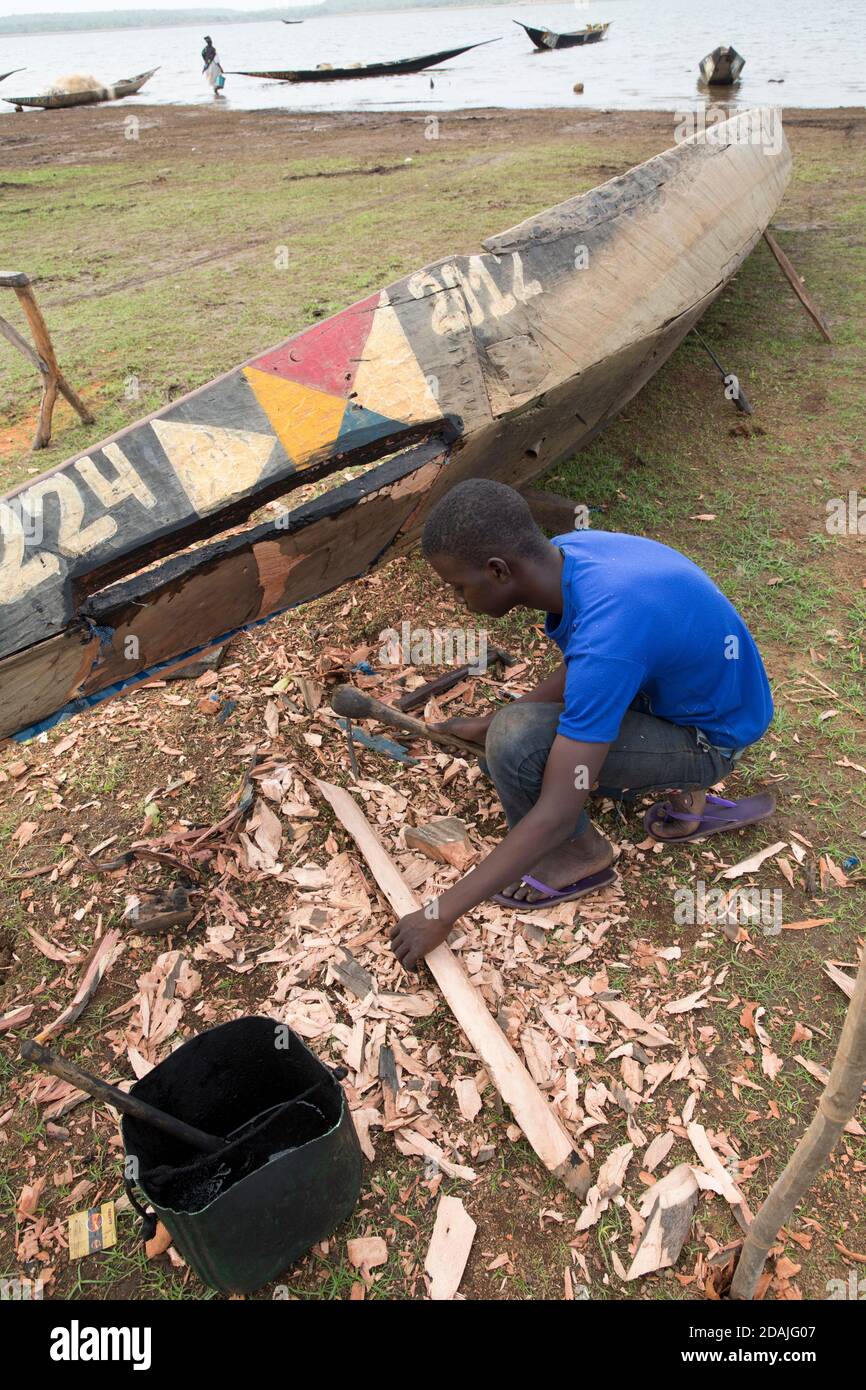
[{"xmin": 421, "ymin": 478, "xmax": 549, "ymax": 566}]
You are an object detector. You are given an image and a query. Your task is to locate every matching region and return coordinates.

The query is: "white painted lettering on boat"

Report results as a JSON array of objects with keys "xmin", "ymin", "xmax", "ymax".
[
  {"xmin": 0, "ymin": 445, "xmax": 156, "ymax": 603},
  {"xmin": 0, "ymin": 501, "xmax": 61, "ymax": 602},
  {"xmin": 409, "ymin": 252, "xmax": 543, "ymax": 336},
  {"xmin": 75, "ymin": 444, "xmax": 157, "ymax": 516}
]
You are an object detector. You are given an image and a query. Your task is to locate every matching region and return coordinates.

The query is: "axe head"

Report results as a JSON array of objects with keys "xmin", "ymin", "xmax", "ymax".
[{"xmin": 330, "ymin": 684, "xmax": 374, "ymax": 720}]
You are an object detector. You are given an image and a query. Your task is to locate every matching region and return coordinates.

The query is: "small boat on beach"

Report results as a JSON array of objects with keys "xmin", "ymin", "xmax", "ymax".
[
  {"xmin": 515, "ymin": 21, "xmax": 610, "ymax": 51},
  {"xmin": 699, "ymin": 46, "xmax": 746, "ymax": 86},
  {"xmin": 230, "ymin": 40, "xmax": 497, "ymax": 83},
  {"xmin": 0, "ymin": 68, "xmax": 25, "ymax": 84},
  {"xmin": 0, "ymin": 108, "xmax": 791, "ymax": 744},
  {"xmin": 3, "ymin": 67, "xmax": 158, "ymax": 110}
]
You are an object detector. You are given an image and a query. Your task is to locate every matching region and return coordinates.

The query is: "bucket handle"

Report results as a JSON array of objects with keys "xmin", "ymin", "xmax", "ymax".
[{"xmin": 124, "ymin": 1174, "xmax": 158, "ymax": 1244}]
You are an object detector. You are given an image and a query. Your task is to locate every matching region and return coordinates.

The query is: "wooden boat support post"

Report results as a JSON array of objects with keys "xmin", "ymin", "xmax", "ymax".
[
  {"xmin": 0, "ymin": 109, "xmax": 791, "ymax": 746},
  {"xmin": 0, "ymin": 271, "xmax": 95, "ymax": 450}
]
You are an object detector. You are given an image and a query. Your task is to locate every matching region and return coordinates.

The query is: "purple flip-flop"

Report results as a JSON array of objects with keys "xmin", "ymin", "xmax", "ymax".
[
  {"xmin": 492, "ymin": 865, "xmax": 618, "ymax": 909},
  {"xmin": 643, "ymin": 791, "xmax": 776, "ymax": 844}
]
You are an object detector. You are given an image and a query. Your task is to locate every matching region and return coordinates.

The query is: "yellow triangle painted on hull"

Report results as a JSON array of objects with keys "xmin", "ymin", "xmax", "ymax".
[
  {"xmin": 351, "ymin": 294, "xmax": 442, "ymax": 424},
  {"xmin": 151, "ymin": 419, "xmax": 276, "ymax": 514},
  {"xmin": 243, "ymin": 368, "xmax": 347, "ymax": 466}
]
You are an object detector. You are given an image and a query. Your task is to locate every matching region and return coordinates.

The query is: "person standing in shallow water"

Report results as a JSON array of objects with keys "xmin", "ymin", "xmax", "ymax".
[
  {"xmin": 388, "ymin": 479, "xmax": 776, "ymax": 971},
  {"xmin": 202, "ymin": 36, "xmax": 225, "ymax": 97}
]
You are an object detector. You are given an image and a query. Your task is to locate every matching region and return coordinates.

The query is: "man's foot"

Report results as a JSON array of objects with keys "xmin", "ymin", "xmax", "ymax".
[
  {"xmin": 648, "ymin": 790, "xmax": 707, "ymax": 840},
  {"xmin": 501, "ymin": 824, "xmax": 614, "ymax": 903},
  {"xmin": 644, "ymin": 791, "xmax": 776, "ymax": 844}
]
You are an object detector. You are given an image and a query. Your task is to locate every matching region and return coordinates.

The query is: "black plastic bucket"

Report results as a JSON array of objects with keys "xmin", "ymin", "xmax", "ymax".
[{"xmin": 122, "ymin": 1016, "xmax": 362, "ymax": 1294}]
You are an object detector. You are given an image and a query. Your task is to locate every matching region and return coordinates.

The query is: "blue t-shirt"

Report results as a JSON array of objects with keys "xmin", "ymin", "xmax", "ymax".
[{"xmin": 545, "ymin": 530, "xmax": 772, "ymax": 749}]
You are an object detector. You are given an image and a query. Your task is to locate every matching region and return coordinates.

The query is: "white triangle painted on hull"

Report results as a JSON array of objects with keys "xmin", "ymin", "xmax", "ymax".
[
  {"xmin": 151, "ymin": 419, "xmax": 275, "ymax": 515},
  {"xmin": 351, "ymin": 292, "xmax": 442, "ymax": 424}
]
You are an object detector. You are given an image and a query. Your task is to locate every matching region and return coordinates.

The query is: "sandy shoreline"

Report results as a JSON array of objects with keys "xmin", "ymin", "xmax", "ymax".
[{"xmin": 1, "ymin": 101, "xmax": 863, "ymax": 172}]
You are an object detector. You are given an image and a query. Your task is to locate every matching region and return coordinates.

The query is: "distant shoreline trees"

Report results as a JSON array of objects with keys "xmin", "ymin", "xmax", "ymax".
[{"xmin": 0, "ymin": 0, "xmax": 518, "ymax": 38}]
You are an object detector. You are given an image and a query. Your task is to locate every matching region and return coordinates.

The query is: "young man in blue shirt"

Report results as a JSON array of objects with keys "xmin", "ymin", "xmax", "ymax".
[{"xmin": 390, "ymin": 479, "xmax": 775, "ymax": 969}]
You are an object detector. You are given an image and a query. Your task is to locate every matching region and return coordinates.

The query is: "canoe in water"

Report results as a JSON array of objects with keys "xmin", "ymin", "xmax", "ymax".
[
  {"xmin": 0, "ymin": 108, "xmax": 790, "ymax": 743},
  {"xmin": 699, "ymin": 47, "xmax": 746, "ymax": 85},
  {"xmin": 514, "ymin": 21, "xmax": 610, "ymax": 50},
  {"xmin": 3, "ymin": 67, "xmax": 158, "ymax": 110},
  {"xmin": 230, "ymin": 40, "xmax": 497, "ymax": 83}
]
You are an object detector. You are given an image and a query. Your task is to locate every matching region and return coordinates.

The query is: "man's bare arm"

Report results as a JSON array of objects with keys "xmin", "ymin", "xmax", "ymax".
[
  {"xmin": 514, "ymin": 660, "xmax": 566, "ymax": 705},
  {"xmin": 390, "ymin": 733, "xmax": 609, "ymax": 967}
]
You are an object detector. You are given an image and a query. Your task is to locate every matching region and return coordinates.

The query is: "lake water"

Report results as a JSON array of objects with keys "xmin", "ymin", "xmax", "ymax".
[{"xmin": 0, "ymin": 0, "xmax": 864, "ymax": 114}]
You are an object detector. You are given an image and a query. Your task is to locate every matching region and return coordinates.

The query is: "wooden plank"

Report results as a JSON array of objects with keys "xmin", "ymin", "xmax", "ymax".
[
  {"xmin": 1, "ymin": 109, "xmax": 792, "ymax": 741},
  {"xmin": 315, "ymin": 779, "xmax": 588, "ymax": 1190},
  {"xmin": 763, "ymin": 229, "xmax": 833, "ymax": 342}
]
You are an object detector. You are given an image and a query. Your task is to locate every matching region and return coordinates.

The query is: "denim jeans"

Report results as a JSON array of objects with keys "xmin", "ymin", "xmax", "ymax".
[{"xmin": 482, "ymin": 700, "xmax": 740, "ymax": 837}]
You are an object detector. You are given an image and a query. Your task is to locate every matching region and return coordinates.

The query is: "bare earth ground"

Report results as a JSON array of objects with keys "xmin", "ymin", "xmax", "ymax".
[{"xmin": 0, "ymin": 103, "xmax": 864, "ymax": 1303}]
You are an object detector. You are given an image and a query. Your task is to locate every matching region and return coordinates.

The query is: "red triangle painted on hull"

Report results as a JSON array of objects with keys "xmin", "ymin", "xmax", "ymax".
[{"xmin": 248, "ymin": 291, "xmax": 380, "ymax": 398}]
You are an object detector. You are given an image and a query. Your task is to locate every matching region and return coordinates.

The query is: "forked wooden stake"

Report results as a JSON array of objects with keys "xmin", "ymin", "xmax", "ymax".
[
  {"xmin": 731, "ymin": 945, "xmax": 866, "ymax": 1299},
  {"xmin": 0, "ymin": 270, "xmax": 94, "ymax": 449},
  {"xmin": 316, "ymin": 778, "xmax": 590, "ymax": 1193}
]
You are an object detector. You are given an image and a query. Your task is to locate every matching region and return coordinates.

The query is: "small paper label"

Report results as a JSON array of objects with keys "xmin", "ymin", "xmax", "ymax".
[{"xmin": 68, "ymin": 1202, "xmax": 117, "ymax": 1260}]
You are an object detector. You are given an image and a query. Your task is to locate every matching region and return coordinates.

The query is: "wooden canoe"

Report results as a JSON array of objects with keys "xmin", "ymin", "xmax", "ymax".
[
  {"xmin": 514, "ymin": 21, "xmax": 610, "ymax": 51},
  {"xmin": 230, "ymin": 41, "xmax": 497, "ymax": 83},
  {"xmin": 3, "ymin": 67, "xmax": 158, "ymax": 110},
  {"xmin": 699, "ymin": 47, "xmax": 746, "ymax": 86},
  {"xmin": 0, "ymin": 108, "xmax": 790, "ymax": 744},
  {"xmin": 0, "ymin": 68, "xmax": 25, "ymax": 84}
]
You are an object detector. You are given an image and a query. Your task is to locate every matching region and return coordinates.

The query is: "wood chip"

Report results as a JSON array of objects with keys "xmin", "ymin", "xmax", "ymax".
[
  {"xmin": 404, "ymin": 817, "xmax": 476, "ymax": 870},
  {"xmin": 627, "ymin": 1164, "xmax": 699, "ymax": 1279},
  {"xmin": 824, "ymin": 962, "xmax": 856, "ymax": 999},
  {"xmin": 720, "ymin": 842, "xmax": 788, "ymax": 880},
  {"xmin": 36, "ymin": 930, "xmax": 123, "ymax": 1044},
  {"xmin": 643, "ymin": 1131, "xmax": 676, "ymax": 1173},
  {"xmin": 686, "ymin": 1123, "xmax": 751, "ymax": 1231},
  {"xmin": 453, "ymin": 1076, "xmax": 482, "ymax": 1122},
  {"xmin": 347, "ymin": 1236, "xmax": 388, "ymax": 1271},
  {"xmin": 424, "ymin": 1195, "xmax": 476, "ymax": 1300}
]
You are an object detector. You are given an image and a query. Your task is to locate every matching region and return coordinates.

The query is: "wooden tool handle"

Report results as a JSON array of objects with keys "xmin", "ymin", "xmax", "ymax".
[
  {"xmin": 330, "ymin": 684, "xmax": 484, "ymax": 756},
  {"xmin": 19, "ymin": 1039, "xmax": 225, "ymax": 1154}
]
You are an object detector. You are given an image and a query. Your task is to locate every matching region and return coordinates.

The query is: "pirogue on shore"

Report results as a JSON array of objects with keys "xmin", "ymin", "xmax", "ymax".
[{"xmin": 0, "ymin": 108, "xmax": 790, "ymax": 744}]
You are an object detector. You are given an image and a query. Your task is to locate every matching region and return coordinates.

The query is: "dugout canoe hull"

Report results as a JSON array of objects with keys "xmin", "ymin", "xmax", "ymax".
[
  {"xmin": 515, "ymin": 21, "xmax": 610, "ymax": 50},
  {"xmin": 699, "ymin": 47, "xmax": 746, "ymax": 86},
  {"xmin": 230, "ymin": 41, "xmax": 495, "ymax": 83},
  {"xmin": 3, "ymin": 67, "xmax": 158, "ymax": 110},
  {"xmin": 0, "ymin": 108, "xmax": 791, "ymax": 743}
]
